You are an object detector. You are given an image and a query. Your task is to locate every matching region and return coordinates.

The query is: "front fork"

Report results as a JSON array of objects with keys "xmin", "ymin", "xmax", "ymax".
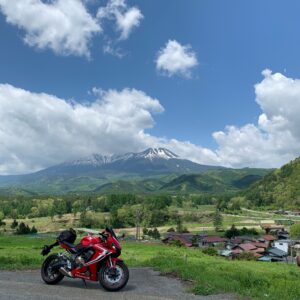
[{"xmin": 106, "ymin": 256, "xmax": 123, "ymax": 268}]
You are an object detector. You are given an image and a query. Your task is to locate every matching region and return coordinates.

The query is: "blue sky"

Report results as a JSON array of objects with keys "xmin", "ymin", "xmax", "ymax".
[{"xmin": 1, "ymin": 0, "xmax": 300, "ymax": 174}]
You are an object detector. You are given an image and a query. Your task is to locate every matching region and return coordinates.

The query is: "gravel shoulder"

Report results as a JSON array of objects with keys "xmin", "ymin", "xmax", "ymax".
[{"xmin": 0, "ymin": 268, "xmax": 237, "ymax": 300}]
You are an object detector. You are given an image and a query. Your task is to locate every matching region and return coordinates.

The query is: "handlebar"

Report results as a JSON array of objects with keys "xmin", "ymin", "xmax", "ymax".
[{"xmin": 99, "ymin": 232, "xmax": 108, "ymax": 241}]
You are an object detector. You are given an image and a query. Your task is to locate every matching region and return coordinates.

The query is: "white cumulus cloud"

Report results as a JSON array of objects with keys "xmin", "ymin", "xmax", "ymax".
[
  {"xmin": 156, "ymin": 40, "xmax": 198, "ymax": 78},
  {"xmin": 0, "ymin": 0, "xmax": 101, "ymax": 58},
  {"xmin": 97, "ymin": 0, "xmax": 143, "ymax": 40},
  {"xmin": 0, "ymin": 84, "xmax": 164, "ymax": 174},
  {"xmin": 2, "ymin": 69, "xmax": 300, "ymax": 174},
  {"xmin": 212, "ymin": 69, "xmax": 300, "ymax": 168}
]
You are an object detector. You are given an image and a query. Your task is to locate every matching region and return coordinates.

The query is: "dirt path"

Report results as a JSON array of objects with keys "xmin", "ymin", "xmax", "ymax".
[{"xmin": 0, "ymin": 268, "xmax": 237, "ymax": 300}]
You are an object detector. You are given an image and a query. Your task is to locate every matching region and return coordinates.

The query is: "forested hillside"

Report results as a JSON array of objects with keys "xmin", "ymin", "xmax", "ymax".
[{"xmin": 245, "ymin": 157, "xmax": 300, "ymax": 208}]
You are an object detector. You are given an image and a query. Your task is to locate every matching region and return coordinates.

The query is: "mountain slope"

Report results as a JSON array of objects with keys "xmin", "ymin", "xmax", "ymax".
[
  {"xmin": 159, "ymin": 168, "xmax": 271, "ymax": 194},
  {"xmin": 0, "ymin": 148, "xmax": 222, "ymax": 192},
  {"xmin": 0, "ymin": 148, "xmax": 271, "ymax": 194},
  {"xmin": 43, "ymin": 147, "xmax": 221, "ymax": 176},
  {"xmin": 244, "ymin": 157, "xmax": 300, "ymax": 207}
]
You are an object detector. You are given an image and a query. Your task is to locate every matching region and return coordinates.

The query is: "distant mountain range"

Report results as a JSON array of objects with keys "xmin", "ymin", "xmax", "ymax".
[{"xmin": 0, "ymin": 148, "xmax": 271, "ymax": 195}]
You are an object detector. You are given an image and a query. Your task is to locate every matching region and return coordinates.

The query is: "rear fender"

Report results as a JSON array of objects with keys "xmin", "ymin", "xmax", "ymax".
[{"xmin": 42, "ymin": 253, "xmax": 66, "ymax": 272}]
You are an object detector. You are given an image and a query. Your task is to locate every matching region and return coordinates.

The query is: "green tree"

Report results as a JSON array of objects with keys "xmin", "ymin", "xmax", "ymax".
[
  {"xmin": 152, "ymin": 228, "xmax": 161, "ymax": 239},
  {"xmin": 11, "ymin": 219, "xmax": 18, "ymax": 229},
  {"xmin": 225, "ymin": 224, "xmax": 240, "ymax": 238},
  {"xmin": 0, "ymin": 211, "xmax": 5, "ymax": 226},
  {"xmin": 176, "ymin": 216, "xmax": 183, "ymax": 233},
  {"xmin": 228, "ymin": 197, "xmax": 245, "ymax": 211},
  {"xmin": 213, "ymin": 209, "xmax": 223, "ymax": 231},
  {"xmin": 16, "ymin": 222, "xmax": 31, "ymax": 234},
  {"xmin": 142, "ymin": 227, "xmax": 148, "ymax": 236},
  {"xmin": 31, "ymin": 226, "xmax": 38, "ymax": 234},
  {"xmin": 290, "ymin": 222, "xmax": 300, "ymax": 239}
]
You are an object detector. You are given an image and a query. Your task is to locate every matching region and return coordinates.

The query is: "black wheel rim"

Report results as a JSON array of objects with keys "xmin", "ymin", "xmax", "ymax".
[
  {"xmin": 102, "ymin": 265, "xmax": 125, "ymax": 287},
  {"xmin": 46, "ymin": 258, "xmax": 60, "ymax": 280}
]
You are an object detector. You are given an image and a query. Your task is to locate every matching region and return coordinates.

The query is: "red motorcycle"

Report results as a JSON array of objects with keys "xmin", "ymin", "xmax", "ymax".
[{"xmin": 40, "ymin": 227, "xmax": 129, "ymax": 291}]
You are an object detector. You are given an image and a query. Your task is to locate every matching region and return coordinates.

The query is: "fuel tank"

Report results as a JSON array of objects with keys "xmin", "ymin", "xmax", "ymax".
[{"xmin": 80, "ymin": 235, "xmax": 100, "ymax": 246}]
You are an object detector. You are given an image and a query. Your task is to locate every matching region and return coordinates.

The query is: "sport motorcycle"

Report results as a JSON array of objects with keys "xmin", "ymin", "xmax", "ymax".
[{"xmin": 41, "ymin": 227, "xmax": 129, "ymax": 291}]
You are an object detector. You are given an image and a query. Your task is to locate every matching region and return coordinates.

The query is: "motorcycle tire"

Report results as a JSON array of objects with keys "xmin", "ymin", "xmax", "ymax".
[
  {"xmin": 41, "ymin": 254, "xmax": 64, "ymax": 285},
  {"xmin": 99, "ymin": 261, "xmax": 129, "ymax": 291}
]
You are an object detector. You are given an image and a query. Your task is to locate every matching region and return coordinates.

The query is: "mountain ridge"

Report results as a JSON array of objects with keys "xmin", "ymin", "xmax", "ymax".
[{"xmin": 0, "ymin": 148, "xmax": 271, "ymax": 194}]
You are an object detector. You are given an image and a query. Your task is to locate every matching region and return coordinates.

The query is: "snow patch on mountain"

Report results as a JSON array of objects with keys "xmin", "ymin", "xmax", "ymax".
[
  {"xmin": 62, "ymin": 154, "xmax": 114, "ymax": 167},
  {"xmin": 137, "ymin": 148, "xmax": 179, "ymax": 160},
  {"xmin": 62, "ymin": 148, "xmax": 180, "ymax": 167}
]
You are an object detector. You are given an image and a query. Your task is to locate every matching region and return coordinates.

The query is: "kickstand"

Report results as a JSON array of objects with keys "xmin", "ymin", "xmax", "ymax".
[{"xmin": 82, "ymin": 279, "xmax": 88, "ymax": 289}]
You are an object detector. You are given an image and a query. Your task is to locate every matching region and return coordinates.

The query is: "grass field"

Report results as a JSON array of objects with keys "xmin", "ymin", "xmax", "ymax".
[
  {"xmin": 4, "ymin": 205, "xmax": 297, "ymax": 236},
  {"xmin": 0, "ymin": 235, "xmax": 300, "ymax": 300}
]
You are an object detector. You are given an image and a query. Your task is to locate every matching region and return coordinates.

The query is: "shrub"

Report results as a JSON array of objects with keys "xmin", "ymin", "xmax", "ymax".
[
  {"xmin": 31, "ymin": 226, "xmax": 38, "ymax": 234},
  {"xmin": 169, "ymin": 239, "xmax": 184, "ymax": 247},
  {"xmin": 290, "ymin": 222, "xmax": 300, "ymax": 239},
  {"xmin": 11, "ymin": 219, "xmax": 18, "ymax": 229},
  {"xmin": 202, "ymin": 247, "xmax": 218, "ymax": 256},
  {"xmin": 225, "ymin": 224, "xmax": 239, "ymax": 238},
  {"xmin": 152, "ymin": 228, "xmax": 161, "ymax": 239},
  {"xmin": 236, "ymin": 252, "xmax": 257, "ymax": 261},
  {"xmin": 15, "ymin": 222, "xmax": 31, "ymax": 235},
  {"xmin": 146, "ymin": 228, "xmax": 161, "ymax": 239},
  {"xmin": 167, "ymin": 227, "xmax": 175, "ymax": 232},
  {"xmin": 15, "ymin": 222, "xmax": 37, "ymax": 235},
  {"xmin": 225, "ymin": 224, "xmax": 258, "ymax": 238},
  {"xmin": 181, "ymin": 227, "xmax": 190, "ymax": 233}
]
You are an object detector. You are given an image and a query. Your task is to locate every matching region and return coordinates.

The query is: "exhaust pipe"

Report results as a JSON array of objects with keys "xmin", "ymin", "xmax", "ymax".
[{"xmin": 59, "ymin": 267, "xmax": 74, "ymax": 278}]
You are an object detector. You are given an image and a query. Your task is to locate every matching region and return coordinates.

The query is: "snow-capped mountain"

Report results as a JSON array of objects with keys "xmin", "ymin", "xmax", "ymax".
[
  {"xmin": 0, "ymin": 148, "xmax": 223, "ymax": 191},
  {"xmin": 0, "ymin": 148, "xmax": 270, "ymax": 194},
  {"xmin": 134, "ymin": 148, "xmax": 178, "ymax": 160},
  {"xmin": 62, "ymin": 148, "xmax": 179, "ymax": 168},
  {"xmin": 33, "ymin": 147, "xmax": 220, "ymax": 177}
]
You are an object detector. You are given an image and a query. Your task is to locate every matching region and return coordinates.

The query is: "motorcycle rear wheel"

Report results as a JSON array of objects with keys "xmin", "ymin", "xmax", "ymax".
[
  {"xmin": 99, "ymin": 261, "xmax": 129, "ymax": 291},
  {"xmin": 41, "ymin": 254, "xmax": 64, "ymax": 285}
]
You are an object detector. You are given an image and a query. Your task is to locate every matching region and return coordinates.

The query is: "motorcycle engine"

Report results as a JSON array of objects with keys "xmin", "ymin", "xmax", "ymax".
[{"xmin": 75, "ymin": 250, "xmax": 94, "ymax": 266}]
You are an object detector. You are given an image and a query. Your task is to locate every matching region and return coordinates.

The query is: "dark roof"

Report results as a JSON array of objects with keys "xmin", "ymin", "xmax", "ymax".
[
  {"xmin": 261, "ymin": 235, "xmax": 277, "ymax": 241},
  {"xmin": 165, "ymin": 232, "xmax": 194, "ymax": 238},
  {"xmin": 252, "ymin": 242, "xmax": 268, "ymax": 249},
  {"xmin": 163, "ymin": 233, "xmax": 195, "ymax": 247},
  {"xmin": 202, "ymin": 236, "xmax": 228, "ymax": 243},
  {"xmin": 229, "ymin": 238, "xmax": 243, "ymax": 245},
  {"xmin": 267, "ymin": 247, "xmax": 288, "ymax": 257},
  {"xmin": 234, "ymin": 243, "xmax": 257, "ymax": 251},
  {"xmin": 238, "ymin": 236, "xmax": 257, "ymax": 242}
]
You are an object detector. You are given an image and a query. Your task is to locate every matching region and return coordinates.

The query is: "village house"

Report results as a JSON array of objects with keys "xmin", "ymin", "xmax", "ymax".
[
  {"xmin": 261, "ymin": 224, "xmax": 285, "ymax": 234},
  {"xmin": 231, "ymin": 243, "xmax": 265, "ymax": 258},
  {"xmin": 259, "ymin": 247, "xmax": 288, "ymax": 262},
  {"xmin": 259, "ymin": 235, "xmax": 277, "ymax": 247},
  {"xmin": 274, "ymin": 239, "xmax": 291, "ymax": 254},
  {"xmin": 162, "ymin": 230, "xmax": 298, "ymax": 264},
  {"xmin": 200, "ymin": 236, "xmax": 228, "ymax": 247},
  {"xmin": 162, "ymin": 232, "xmax": 196, "ymax": 247}
]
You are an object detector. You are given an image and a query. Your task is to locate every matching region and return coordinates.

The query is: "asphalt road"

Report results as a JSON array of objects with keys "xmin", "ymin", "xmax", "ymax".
[{"xmin": 0, "ymin": 268, "xmax": 237, "ymax": 300}]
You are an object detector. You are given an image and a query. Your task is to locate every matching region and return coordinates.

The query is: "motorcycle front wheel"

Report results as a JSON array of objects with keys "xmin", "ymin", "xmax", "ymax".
[
  {"xmin": 41, "ymin": 254, "xmax": 64, "ymax": 285},
  {"xmin": 99, "ymin": 261, "xmax": 129, "ymax": 291}
]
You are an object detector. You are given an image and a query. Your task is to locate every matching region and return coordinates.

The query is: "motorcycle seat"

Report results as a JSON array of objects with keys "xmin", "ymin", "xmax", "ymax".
[{"xmin": 62, "ymin": 241, "xmax": 92, "ymax": 254}]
